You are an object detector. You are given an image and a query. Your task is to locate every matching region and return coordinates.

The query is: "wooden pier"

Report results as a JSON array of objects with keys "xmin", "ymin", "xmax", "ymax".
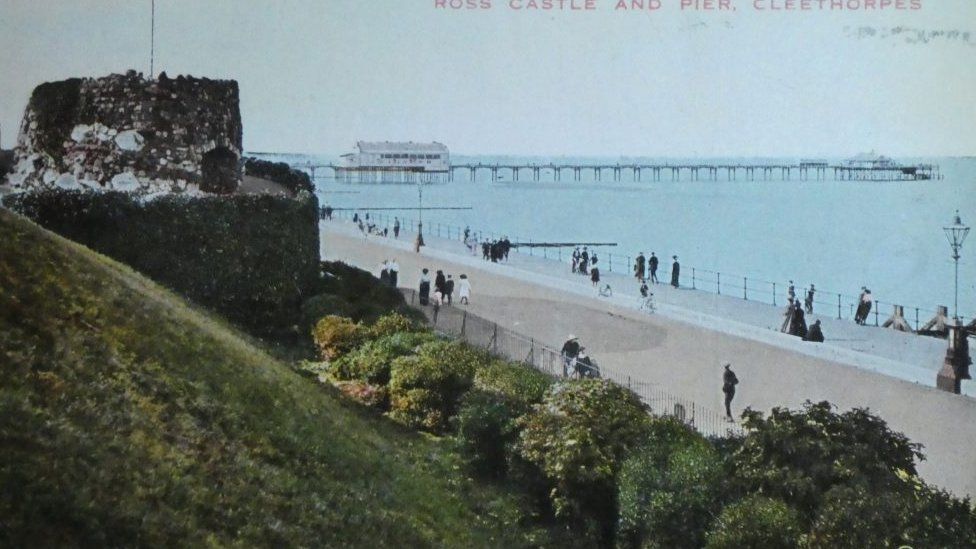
[{"xmin": 305, "ymin": 161, "xmax": 939, "ymax": 183}]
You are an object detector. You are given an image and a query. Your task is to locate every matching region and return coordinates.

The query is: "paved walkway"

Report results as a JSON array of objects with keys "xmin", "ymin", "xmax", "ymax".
[{"xmin": 321, "ymin": 218, "xmax": 976, "ymax": 498}]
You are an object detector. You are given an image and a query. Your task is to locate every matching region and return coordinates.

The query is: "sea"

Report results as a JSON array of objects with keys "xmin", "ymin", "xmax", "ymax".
[{"xmin": 254, "ymin": 153, "xmax": 976, "ymax": 322}]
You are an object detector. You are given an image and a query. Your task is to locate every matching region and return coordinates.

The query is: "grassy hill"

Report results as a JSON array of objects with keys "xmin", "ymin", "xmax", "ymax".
[{"xmin": 0, "ymin": 208, "xmax": 547, "ymax": 547}]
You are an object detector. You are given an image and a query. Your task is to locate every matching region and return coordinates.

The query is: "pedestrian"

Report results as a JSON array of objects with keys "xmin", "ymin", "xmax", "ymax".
[
  {"xmin": 855, "ymin": 287, "xmax": 873, "ymax": 325},
  {"xmin": 353, "ymin": 212, "xmax": 359, "ymax": 223},
  {"xmin": 789, "ymin": 299, "xmax": 808, "ymax": 338},
  {"xmin": 444, "ymin": 275, "xmax": 455, "ymax": 305},
  {"xmin": 591, "ymin": 265, "xmax": 601, "ymax": 287},
  {"xmin": 572, "ymin": 247, "xmax": 581, "ymax": 273},
  {"xmin": 458, "ymin": 274, "xmax": 471, "ymax": 305},
  {"xmin": 804, "ymin": 319, "xmax": 825, "ymax": 342},
  {"xmin": 501, "ymin": 236, "xmax": 511, "ymax": 261},
  {"xmin": 379, "ymin": 260, "xmax": 390, "ymax": 286},
  {"xmin": 580, "ymin": 247, "xmax": 589, "ymax": 275},
  {"xmin": 393, "ymin": 217, "xmax": 400, "ymax": 238},
  {"xmin": 323, "ymin": 205, "xmax": 333, "ymax": 219},
  {"xmin": 418, "ymin": 268, "xmax": 431, "ymax": 305},
  {"xmin": 649, "ymin": 252, "xmax": 659, "ymax": 284},
  {"xmin": 640, "ymin": 280, "xmax": 649, "ymax": 298},
  {"xmin": 805, "ymin": 284, "xmax": 815, "ymax": 314},
  {"xmin": 464, "ymin": 226, "xmax": 470, "ymax": 240},
  {"xmin": 434, "ymin": 269, "xmax": 446, "ymax": 299},
  {"xmin": 722, "ymin": 363, "xmax": 738, "ymax": 420},
  {"xmin": 389, "ymin": 259, "xmax": 399, "ymax": 287},
  {"xmin": 482, "ymin": 241, "xmax": 491, "ymax": 261},
  {"xmin": 670, "ymin": 256, "xmax": 680, "ymax": 288},
  {"xmin": 635, "ymin": 252, "xmax": 646, "ymax": 282},
  {"xmin": 780, "ymin": 301, "xmax": 794, "ymax": 333},
  {"xmin": 788, "ymin": 280, "xmax": 796, "ymax": 303},
  {"xmin": 561, "ymin": 334, "xmax": 581, "ymax": 378}
]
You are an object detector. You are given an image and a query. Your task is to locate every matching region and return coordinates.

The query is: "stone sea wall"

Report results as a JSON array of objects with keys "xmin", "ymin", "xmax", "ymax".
[{"xmin": 6, "ymin": 70, "xmax": 242, "ymax": 195}]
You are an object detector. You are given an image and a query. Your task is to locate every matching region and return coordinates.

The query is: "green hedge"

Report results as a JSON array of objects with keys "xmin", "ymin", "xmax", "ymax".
[
  {"xmin": 244, "ymin": 157, "xmax": 314, "ymax": 194},
  {"xmin": 5, "ymin": 189, "xmax": 319, "ymax": 340}
]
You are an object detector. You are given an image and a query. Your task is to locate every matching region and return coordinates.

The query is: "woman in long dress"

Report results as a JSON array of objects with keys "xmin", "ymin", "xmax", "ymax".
[
  {"xmin": 671, "ymin": 256, "xmax": 680, "ymax": 288},
  {"xmin": 418, "ymin": 268, "xmax": 431, "ymax": 305},
  {"xmin": 458, "ymin": 274, "xmax": 471, "ymax": 305}
]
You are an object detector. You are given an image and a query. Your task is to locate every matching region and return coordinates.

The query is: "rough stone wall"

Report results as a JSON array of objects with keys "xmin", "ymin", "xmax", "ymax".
[{"xmin": 6, "ymin": 70, "xmax": 242, "ymax": 195}]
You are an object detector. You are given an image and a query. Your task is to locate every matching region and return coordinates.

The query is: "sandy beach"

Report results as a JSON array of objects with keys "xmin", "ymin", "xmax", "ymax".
[{"xmin": 322, "ymin": 217, "xmax": 976, "ymax": 498}]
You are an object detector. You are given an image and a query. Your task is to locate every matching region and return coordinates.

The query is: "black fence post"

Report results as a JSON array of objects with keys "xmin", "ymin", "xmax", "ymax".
[
  {"xmin": 743, "ymin": 277, "xmax": 748, "ymax": 300},
  {"xmin": 773, "ymin": 282, "xmax": 777, "ymax": 306},
  {"xmin": 461, "ymin": 311, "xmax": 467, "ymax": 337},
  {"xmin": 692, "ymin": 268, "xmax": 696, "ymax": 290},
  {"xmin": 717, "ymin": 272, "xmax": 721, "ymax": 295},
  {"xmin": 837, "ymin": 294, "xmax": 842, "ymax": 320},
  {"xmin": 874, "ymin": 303, "xmax": 879, "ymax": 327}
]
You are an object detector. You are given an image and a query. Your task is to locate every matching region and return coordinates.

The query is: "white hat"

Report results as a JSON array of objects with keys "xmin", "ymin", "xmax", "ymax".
[{"xmin": 568, "ymin": 334, "xmax": 578, "ymax": 340}]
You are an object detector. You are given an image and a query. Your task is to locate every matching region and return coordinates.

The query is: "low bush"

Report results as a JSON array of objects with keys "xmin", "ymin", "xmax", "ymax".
[
  {"xmin": 369, "ymin": 312, "xmax": 425, "ymax": 338},
  {"xmin": 334, "ymin": 380, "xmax": 388, "ymax": 410},
  {"xmin": 518, "ymin": 379, "xmax": 652, "ymax": 542},
  {"xmin": 704, "ymin": 495, "xmax": 803, "ymax": 549},
  {"xmin": 617, "ymin": 418, "xmax": 722, "ymax": 548},
  {"xmin": 332, "ymin": 331, "xmax": 436, "ymax": 386},
  {"xmin": 474, "ymin": 360, "xmax": 552, "ymax": 413},
  {"xmin": 317, "ymin": 261, "xmax": 424, "ymax": 324},
  {"xmin": 455, "ymin": 390, "xmax": 520, "ymax": 478},
  {"xmin": 312, "ymin": 316, "xmax": 365, "ymax": 361},
  {"xmin": 387, "ymin": 341, "xmax": 483, "ymax": 433}
]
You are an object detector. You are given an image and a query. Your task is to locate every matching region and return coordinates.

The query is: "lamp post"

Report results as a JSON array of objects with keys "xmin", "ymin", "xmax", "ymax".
[
  {"xmin": 414, "ymin": 179, "xmax": 424, "ymax": 252},
  {"xmin": 937, "ymin": 210, "xmax": 971, "ymax": 394},
  {"xmin": 943, "ymin": 210, "xmax": 970, "ymax": 321}
]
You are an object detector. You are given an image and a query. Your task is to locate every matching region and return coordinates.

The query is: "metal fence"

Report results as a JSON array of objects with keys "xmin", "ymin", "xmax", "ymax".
[
  {"xmin": 400, "ymin": 288, "xmax": 742, "ymax": 439},
  {"xmin": 326, "ymin": 207, "xmax": 966, "ymax": 331}
]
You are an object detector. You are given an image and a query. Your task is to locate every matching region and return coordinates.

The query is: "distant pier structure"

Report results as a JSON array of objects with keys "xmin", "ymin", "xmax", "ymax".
[
  {"xmin": 328, "ymin": 141, "xmax": 450, "ymax": 183},
  {"xmin": 308, "ymin": 149, "xmax": 939, "ymax": 183}
]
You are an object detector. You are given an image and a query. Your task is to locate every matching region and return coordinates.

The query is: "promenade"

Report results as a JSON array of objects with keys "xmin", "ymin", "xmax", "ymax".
[{"xmin": 320, "ymin": 218, "xmax": 976, "ymax": 498}]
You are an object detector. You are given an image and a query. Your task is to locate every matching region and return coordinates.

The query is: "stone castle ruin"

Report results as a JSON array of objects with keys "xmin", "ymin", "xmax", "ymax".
[{"xmin": 6, "ymin": 71, "xmax": 242, "ymax": 195}]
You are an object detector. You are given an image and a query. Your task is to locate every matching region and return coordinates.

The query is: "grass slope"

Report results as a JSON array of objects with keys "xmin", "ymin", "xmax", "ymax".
[{"xmin": 0, "ymin": 208, "xmax": 540, "ymax": 547}]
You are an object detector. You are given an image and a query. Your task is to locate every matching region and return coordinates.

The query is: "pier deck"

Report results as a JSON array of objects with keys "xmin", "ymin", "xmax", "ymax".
[{"xmin": 306, "ymin": 161, "xmax": 940, "ymax": 183}]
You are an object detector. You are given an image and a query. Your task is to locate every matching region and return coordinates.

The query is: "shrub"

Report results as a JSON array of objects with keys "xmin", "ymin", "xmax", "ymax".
[
  {"xmin": 369, "ymin": 312, "xmax": 425, "ymax": 338},
  {"xmin": 455, "ymin": 390, "xmax": 521, "ymax": 478},
  {"xmin": 334, "ymin": 380, "xmax": 388, "ymax": 410},
  {"xmin": 317, "ymin": 261, "xmax": 424, "ymax": 324},
  {"xmin": 617, "ymin": 418, "xmax": 722, "ymax": 548},
  {"xmin": 301, "ymin": 293, "xmax": 356, "ymax": 332},
  {"xmin": 474, "ymin": 360, "xmax": 552, "ymax": 413},
  {"xmin": 244, "ymin": 156, "xmax": 314, "ymax": 194},
  {"xmin": 387, "ymin": 341, "xmax": 482, "ymax": 433},
  {"xmin": 732, "ymin": 401, "xmax": 923, "ymax": 524},
  {"xmin": 312, "ymin": 316, "xmax": 365, "ymax": 361},
  {"xmin": 517, "ymin": 379, "xmax": 652, "ymax": 541},
  {"xmin": 704, "ymin": 495, "xmax": 803, "ymax": 549},
  {"xmin": 332, "ymin": 331, "xmax": 436, "ymax": 386},
  {"xmin": 808, "ymin": 482, "xmax": 976, "ymax": 548}
]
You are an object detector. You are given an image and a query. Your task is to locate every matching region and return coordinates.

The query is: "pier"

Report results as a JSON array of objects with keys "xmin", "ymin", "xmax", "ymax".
[{"xmin": 305, "ymin": 161, "xmax": 939, "ymax": 183}]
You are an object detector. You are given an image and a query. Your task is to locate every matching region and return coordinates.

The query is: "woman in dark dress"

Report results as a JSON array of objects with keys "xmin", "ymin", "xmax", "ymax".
[
  {"xmin": 671, "ymin": 256, "xmax": 680, "ymax": 288},
  {"xmin": 418, "ymin": 268, "xmax": 431, "ymax": 305}
]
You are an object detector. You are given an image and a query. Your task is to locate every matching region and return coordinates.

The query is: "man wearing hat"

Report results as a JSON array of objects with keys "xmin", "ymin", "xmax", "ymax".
[
  {"xmin": 561, "ymin": 334, "xmax": 581, "ymax": 378},
  {"xmin": 722, "ymin": 363, "xmax": 739, "ymax": 420},
  {"xmin": 805, "ymin": 284, "xmax": 815, "ymax": 314}
]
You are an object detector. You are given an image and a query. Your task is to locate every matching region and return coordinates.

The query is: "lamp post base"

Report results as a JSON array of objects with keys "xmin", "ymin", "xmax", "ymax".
[{"xmin": 936, "ymin": 322, "xmax": 971, "ymax": 394}]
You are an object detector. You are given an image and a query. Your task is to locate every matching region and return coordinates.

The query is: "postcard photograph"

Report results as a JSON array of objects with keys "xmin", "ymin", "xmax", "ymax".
[{"xmin": 1, "ymin": 0, "xmax": 974, "ymax": 546}]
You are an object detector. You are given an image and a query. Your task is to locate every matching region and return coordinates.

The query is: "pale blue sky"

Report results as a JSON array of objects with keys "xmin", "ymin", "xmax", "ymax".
[{"xmin": 1, "ymin": 0, "xmax": 974, "ymax": 156}]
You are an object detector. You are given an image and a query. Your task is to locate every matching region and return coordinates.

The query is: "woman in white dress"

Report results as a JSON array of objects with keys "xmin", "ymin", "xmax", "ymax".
[{"xmin": 458, "ymin": 274, "xmax": 471, "ymax": 305}]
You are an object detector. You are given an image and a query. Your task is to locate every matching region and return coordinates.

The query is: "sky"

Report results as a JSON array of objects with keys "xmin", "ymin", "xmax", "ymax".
[{"xmin": 0, "ymin": 0, "xmax": 974, "ymax": 157}]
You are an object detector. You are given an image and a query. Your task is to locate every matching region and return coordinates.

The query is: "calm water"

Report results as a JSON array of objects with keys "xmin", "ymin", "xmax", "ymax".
[{"xmin": 262, "ymin": 153, "xmax": 975, "ymax": 319}]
